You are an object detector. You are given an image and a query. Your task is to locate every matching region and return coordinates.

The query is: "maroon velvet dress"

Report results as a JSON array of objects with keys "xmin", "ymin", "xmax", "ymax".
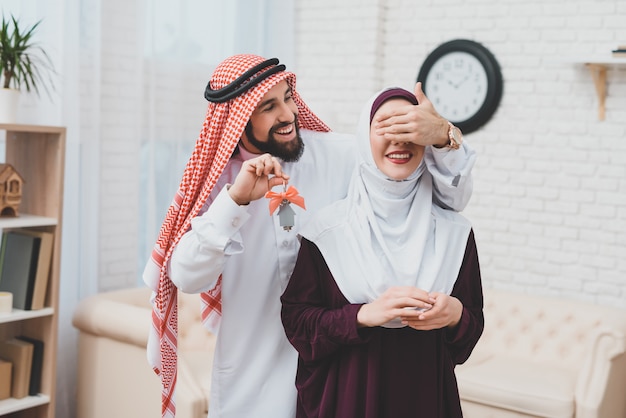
[{"xmin": 280, "ymin": 231, "xmax": 484, "ymax": 418}]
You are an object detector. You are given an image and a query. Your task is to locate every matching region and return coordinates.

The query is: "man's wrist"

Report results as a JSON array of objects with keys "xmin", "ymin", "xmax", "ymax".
[
  {"xmin": 432, "ymin": 119, "xmax": 450, "ymax": 148},
  {"xmin": 226, "ymin": 184, "xmax": 249, "ymax": 206},
  {"xmin": 434, "ymin": 120, "xmax": 463, "ymax": 150}
]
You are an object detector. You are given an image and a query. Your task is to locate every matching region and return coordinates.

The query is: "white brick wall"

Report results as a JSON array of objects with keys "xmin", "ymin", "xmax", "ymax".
[
  {"xmin": 296, "ymin": 0, "xmax": 626, "ymax": 308},
  {"xmin": 294, "ymin": 0, "xmax": 384, "ymax": 129}
]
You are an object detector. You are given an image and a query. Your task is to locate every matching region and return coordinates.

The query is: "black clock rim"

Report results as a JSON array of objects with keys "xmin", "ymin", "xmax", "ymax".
[{"xmin": 417, "ymin": 39, "xmax": 503, "ymax": 135}]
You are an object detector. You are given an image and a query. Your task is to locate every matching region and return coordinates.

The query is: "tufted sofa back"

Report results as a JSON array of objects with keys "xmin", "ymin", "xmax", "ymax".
[{"xmin": 473, "ymin": 288, "xmax": 626, "ymax": 369}]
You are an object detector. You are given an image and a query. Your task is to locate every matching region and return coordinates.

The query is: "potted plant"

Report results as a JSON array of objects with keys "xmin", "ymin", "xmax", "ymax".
[{"xmin": 0, "ymin": 14, "xmax": 55, "ymax": 123}]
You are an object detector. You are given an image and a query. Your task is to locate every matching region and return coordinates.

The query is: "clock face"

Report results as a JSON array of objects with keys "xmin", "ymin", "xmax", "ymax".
[
  {"xmin": 417, "ymin": 39, "xmax": 503, "ymax": 134},
  {"xmin": 424, "ymin": 51, "xmax": 488, "ymax": 123}
]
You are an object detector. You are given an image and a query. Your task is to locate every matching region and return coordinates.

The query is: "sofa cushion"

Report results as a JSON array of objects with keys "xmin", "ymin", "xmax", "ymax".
[
  {"xmin": 457, "ymin": 356, "xmax": 577, "ymax": 418},
  {"xmin": 180, "ymin": 350, "xmax": 214, "ymax": 404}
]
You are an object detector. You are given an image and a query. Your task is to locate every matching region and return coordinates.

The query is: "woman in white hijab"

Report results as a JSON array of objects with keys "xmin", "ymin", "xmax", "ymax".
[{"xmin": 281, "ymin": 87, "xmax": 484, "ymax": 418}]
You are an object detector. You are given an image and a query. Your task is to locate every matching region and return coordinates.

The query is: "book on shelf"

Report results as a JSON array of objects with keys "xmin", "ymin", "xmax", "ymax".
[
  {"xmin": 0, "ymin": 338, "xmax": 33, "ymax": 399},
  {"xmin": 0, "ymin": 358, "xmax": 11, "ymax": 400},
  {"xmin": 0, "ymin": 229, "xmax": 54, "ymax": 310},
  {"xmin": 12, "ymin": 229, "xmax": 54, "ymax": 310},
  {"xmin": 16, "ymin": 336, "xmax": 44, "ymax": 396},
  {"xmin": 0, "ymin": 231, "xmax": 40, "ymax": 310}
]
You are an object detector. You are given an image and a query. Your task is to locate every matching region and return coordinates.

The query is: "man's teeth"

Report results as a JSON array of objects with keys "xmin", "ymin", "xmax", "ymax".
[
  {"xmin": 276, "ymin": 126, "xmax": 293, "ymax": 134},
  {"xmin": 387, "ymin": 153, "xmax": 410, "ymax": 159}
]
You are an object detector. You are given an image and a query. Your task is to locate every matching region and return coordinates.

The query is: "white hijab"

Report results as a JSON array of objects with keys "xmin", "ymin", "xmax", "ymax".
[{"xmin": 299, "ymin": 87, "xmax": 472, "ymax": 327}]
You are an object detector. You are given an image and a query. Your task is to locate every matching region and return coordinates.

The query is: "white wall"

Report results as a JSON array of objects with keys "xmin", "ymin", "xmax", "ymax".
[{"xmin": 294, "ymin": 0, "xmax": 626, "ymax": 308}]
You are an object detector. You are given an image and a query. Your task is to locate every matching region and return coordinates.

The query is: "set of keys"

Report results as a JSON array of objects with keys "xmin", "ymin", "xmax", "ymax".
[{"xmin": 265, "ymin": 182, "xmax": 306, "ymax": 231}]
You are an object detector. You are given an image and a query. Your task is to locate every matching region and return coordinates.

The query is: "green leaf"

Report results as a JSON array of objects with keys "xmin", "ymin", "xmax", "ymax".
[{"xmin": 0, "ymin": 14, "xmax": 55, "ymax": 96}]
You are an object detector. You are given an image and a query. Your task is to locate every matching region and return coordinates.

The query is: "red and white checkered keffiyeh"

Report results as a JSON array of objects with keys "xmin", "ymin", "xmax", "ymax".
[{"xmin": 142, "ymin": 54, "xmax": 330, "ymax": 417}]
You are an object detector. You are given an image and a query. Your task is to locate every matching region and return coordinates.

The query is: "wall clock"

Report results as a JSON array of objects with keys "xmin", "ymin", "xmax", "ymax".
[{"xmin": 417, "ymin": 39, "xmax": 503, "ymax": 134}]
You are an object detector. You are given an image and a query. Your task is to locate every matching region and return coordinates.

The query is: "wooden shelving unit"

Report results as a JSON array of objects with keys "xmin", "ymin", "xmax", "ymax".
[{"xmin": 0, "ymin": 124, "xmax": 65, "ymax": 418}]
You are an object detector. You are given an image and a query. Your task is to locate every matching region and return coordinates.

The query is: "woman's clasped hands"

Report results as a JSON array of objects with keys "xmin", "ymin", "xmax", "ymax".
[{"xmin": 357, "ymin": 286, "xmax": 463, "ymax": 330}]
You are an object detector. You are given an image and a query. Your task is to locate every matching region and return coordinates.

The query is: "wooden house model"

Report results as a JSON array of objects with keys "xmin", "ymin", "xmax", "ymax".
[{"xmin": 0, "ymin": 163, "xmax": 24, "ymax": 217}]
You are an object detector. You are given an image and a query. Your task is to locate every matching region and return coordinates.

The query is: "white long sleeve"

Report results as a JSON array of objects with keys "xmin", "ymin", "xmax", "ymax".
[
  {"xmin": 425, "ymin": 141, "xmax": 476, "ymax": 211},
  {"xmin": 169, "ymin": 186, "xmax": 250, "ymax": 294}
]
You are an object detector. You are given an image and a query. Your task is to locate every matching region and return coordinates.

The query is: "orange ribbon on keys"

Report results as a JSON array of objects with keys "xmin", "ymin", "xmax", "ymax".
[{"xmin": 265, "ymin": 185, "xmax": 306, "ymax": 215}]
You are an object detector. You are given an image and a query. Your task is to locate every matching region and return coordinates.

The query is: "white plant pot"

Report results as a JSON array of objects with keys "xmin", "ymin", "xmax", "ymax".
[{"xmin": 0, "ymin": 88, "xmax": 20, "ymax": 124}]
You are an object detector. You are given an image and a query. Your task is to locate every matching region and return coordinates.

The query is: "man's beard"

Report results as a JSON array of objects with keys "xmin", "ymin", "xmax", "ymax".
[{"xmin": 244, "ymin": 120, "xmax": 304, "ymax": 162}]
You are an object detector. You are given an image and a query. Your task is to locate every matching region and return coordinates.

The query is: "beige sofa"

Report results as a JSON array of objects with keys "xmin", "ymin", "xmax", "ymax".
[
  {"xmin": 72, "ymin": 287, "xmax": 626, "ymax": 418},
  {"xmin": 457, "ymin": 288, "xmax": 626, "ymax": 418},
  {"xmin": 72, "ymin": 287, "xmax": 215, "ymax": 418}
]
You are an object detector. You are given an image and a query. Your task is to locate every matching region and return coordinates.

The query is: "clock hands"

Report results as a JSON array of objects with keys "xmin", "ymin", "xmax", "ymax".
[
  {"xmin": 453, "ymin": 74, "xmax": 471, "ymax": 89},
  {"xmin": 445, "ymin": 74, "xmax": 470, "ymax": 89}
]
